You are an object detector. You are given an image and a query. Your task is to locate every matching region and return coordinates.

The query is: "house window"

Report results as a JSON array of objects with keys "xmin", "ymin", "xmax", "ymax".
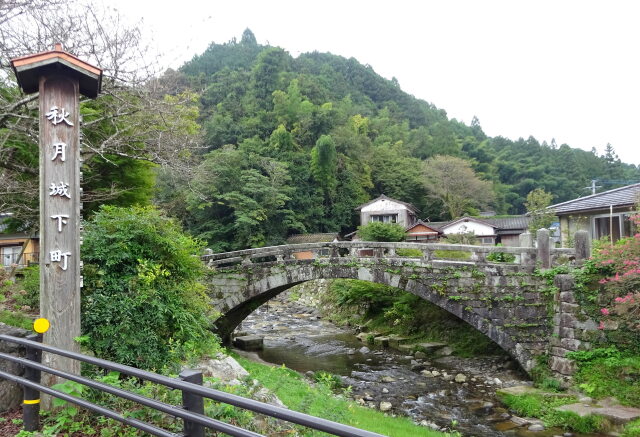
[
  {"xmin": 479, "ymin": 237, "xmax": 495, "ymax": 245},
  {"xmin": 592, "ymin": 213, "xmax": 635, "ymax": 243},
  {"xmin": 370, "ymin": 214, "xmax": 398, "ymax": 224},
  {"xmin": 1, "ymin": 245, "xmax": 22, "ymax": 267}
]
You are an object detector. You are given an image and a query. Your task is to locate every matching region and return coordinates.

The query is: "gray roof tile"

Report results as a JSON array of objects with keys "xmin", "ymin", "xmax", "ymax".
[{"xmin": 549, "ymin": 183, "xmax": 640, "ymax": 214}]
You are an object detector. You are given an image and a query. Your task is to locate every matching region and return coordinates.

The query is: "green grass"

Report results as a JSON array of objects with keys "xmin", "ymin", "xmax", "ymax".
[
  {"xmin": 0, "ymin": 309, "xmax": 33, "ymax": 329},
  {"xmin": 395, "ymin": 248, "xmax": 424, "ymax": 257},
  {"xmin": 234, "ymin": 355, "xmax": 453, "ymax": 437},
  {"xmin": 433, "ymin": 250, "xmax": 471, "ymax": 260},
  {"xmin": 499, "ymin": 393, "xmax": 605, "ymax": 433},
  {"xmin": 568, "ymin": 348, "xmax": 640, "ymax": 407},
  {"xmin": 623, "ymin": 418, "xmax": 640, "ymax": 436}
]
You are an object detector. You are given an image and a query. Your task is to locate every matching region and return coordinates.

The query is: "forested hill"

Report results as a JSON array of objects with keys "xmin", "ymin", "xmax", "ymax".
[{"xmin": 163, "ymin": 29, "xmax": 639, "ymax": 251}]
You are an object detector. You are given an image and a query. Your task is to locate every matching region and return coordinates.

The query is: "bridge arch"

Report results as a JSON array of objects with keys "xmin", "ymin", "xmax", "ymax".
[{"xmin": 208, "ymin": 256, "xmax": 551, "ymax": 372}]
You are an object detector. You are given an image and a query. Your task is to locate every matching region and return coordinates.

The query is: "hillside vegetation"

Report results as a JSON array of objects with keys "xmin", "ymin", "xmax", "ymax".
[{"xmin": 155, "ymin": 29, "xmax": 640, "ymax": 251}]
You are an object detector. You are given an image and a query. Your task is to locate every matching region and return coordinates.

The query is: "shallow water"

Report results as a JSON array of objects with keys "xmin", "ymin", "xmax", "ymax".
[{"xmin": 234, "ymin": 297, "xmax": 605, "ymax": 437}]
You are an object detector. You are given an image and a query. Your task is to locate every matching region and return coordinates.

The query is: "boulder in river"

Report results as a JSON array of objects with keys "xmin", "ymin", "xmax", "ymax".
[
  {"xmin": 379, "ymin": 401, "xmax": 393, "ymax": 411},
  {"xmin": 454, "ymin": 373, "xmax": 467, "ymax": 383},
  {"xmin": 233, "ymin": 335, "xmax": 264, "ymax": 351},
  {"xmin": 194, "ymin": 354, "xmax": 249, "ymax": 384}
]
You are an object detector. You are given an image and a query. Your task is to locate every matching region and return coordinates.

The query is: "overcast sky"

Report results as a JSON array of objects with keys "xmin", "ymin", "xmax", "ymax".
[{"xmin": 109, "ymin": 0, "xmax": 639, "ymax": 166}]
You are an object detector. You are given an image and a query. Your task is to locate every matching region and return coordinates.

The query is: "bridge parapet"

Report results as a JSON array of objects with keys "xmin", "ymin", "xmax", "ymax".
[{"xmin": 202, "ymin": 241, "xmax": 576, "ymax": 268}]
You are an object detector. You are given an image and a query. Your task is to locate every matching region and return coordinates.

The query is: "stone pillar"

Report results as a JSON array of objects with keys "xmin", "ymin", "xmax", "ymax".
[
  {"xmin": 574, "ymin": 230, "xmax": 591, "ymax": 265},
  {"xmin": 537, "ymin": 228, "xmax": 550, "ymax": 269},
  {"xmin": 548, "ymin": 275, "xmax": 578, "ymax": 376},
  {"xmin": 519, "ymin": 231, "xmax": 533, "ymax": 265}
]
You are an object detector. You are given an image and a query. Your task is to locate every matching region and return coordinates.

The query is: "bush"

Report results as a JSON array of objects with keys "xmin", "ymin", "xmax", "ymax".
[
  {"xmin": 13, "ymin": 265, "xmax": 39, "ymax": 308},
  {"xmin": 584, "ymin": 214, "xmax": 640, "ymax": 352},
  {"xmin": 81, "ymin": 206, "xmax": 219, "ymax": 370},
  {"xmin": 357, "ymin": 222, "xmax": 406, "ymax": 242},
  {"xmin": 486, "ymin": 245, "xmax": 516, "ymax": 263}
]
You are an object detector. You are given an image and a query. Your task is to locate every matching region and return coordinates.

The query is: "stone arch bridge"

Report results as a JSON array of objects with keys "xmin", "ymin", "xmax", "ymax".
[{"xmin": 203, "ymin": 238, "xmax": 587, "ymax": 374}]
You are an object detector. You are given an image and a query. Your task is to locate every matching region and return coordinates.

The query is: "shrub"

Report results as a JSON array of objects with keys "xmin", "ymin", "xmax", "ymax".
[
  {"xmin": 13, "ymin": 265, "xmax": 39, "ymax": 308},
  {"xmin": 357, "ymin": 222, "xmax": 406, "ymax": 242},
  {"xmin": 81, "ymin": 206, "xmax": 219, "ymax": 370},
  {"xmin": 486, "ymin": 244, "xmax": 516, "ymax": 263},
  {"xmin": 586, "ymin": 214, "xmax": 640, "ymax": 352}
]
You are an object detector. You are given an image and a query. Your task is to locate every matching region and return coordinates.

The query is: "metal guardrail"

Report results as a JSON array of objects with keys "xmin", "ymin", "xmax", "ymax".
[{"xmin": 0, "ymin": 334, "xmax": 385, "ymax": 437}]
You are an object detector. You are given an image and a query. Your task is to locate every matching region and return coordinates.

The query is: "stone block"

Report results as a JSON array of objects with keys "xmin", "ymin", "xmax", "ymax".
[
  {"xmin": 549, "ymin": 356, "xmax": 576, "ymax": 375},
  {"xmin": 0, "ymin": 323, "xmax": 29, "ymax": 412},
  {"xmin": 560, "ymin": 313, "xmax": 577, "ymax": 328},
  {"xmin": 560, "ymin": 302, "xmax": 580, "ymax": 314},
  {"xmin": 232, "ymin": 335, "xmax": 264, "ymax": 351},
  {"xmin": 550, "ymin": 347, "xmax": 569, "ymax": 357},
  {"xmin": 373, "ymin": 336, "xmax": 390, "ymax": 347},
  {"xmin": 559, "ymin": 327, "xmax": 575, "ymax": 339},
  {"xmin": 559, "ymin": 291, "xmax": 576, "ymax": 304},
  {"xmin": 560, "ymin": 338, "xmax": 582, "ymax": 351},
  {"xmin": 554, "ymin": 274, "xmax": 574, "ymax": 292}
]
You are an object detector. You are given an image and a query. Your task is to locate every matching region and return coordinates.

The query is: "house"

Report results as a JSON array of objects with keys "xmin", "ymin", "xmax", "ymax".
[
  {"xmin": 0, "ymin": 215, "xmax": 39, "ymax": 268},
  {"xmin": 405, "ymin": 220, "xmax": 441, "ymax": 242},
  {"xmin": 435, "ymin": 216, "xmax": 499, "ymax": 245},
  {"xmin": 355, "ymin": 194, "xmax": 418, "ymax": 228},
  {"xmin": 549, "ymin": 183, "xmax": 640, "ymax": 246},
  {"xmin": 286, "ymin": 233, "xmax": 340, "ymax": 259},
  {"xmin": 428, "ymin": 215, "xmax": 531, "ymax": 246}
]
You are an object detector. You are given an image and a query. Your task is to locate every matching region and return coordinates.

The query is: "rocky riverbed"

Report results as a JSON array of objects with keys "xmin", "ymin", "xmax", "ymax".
[{"xmin": 233, "ymin": 287, "xmax": 605, "ymax": 437}]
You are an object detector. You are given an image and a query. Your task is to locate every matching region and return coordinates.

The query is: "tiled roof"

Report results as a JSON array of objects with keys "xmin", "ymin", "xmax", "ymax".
[
  {"xmin": 286, "ymin": 233, "xmax": 339, "ymax": 244},
  {"xmin": 425, "ymin": 216, "xmax": 530, "ymax": 233},
  {"xmin": 482, "ymin": 216, "xmax": 531, "ymax": 231},
  {"xmin": 405, "ymin": 220, "xmax": 441, "ymax": 233},
  {"xmin": 355, "ymin": 194, "xmax": 419, "ymax": 213},
  {"xmin": 549, "ymin": 183, "xmax": 640, "ymax": 214}
]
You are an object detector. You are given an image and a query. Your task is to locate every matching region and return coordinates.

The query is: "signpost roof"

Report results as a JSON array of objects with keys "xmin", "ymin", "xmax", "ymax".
[{"xmin": 10, "ymin": 43, "xmax": 102, "ymax": 98}]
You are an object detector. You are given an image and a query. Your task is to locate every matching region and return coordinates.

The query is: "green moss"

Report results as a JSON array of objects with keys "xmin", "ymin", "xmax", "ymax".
[{"xmin": 434, "ymin": 250, "xmax": 472, "ymax": 260}]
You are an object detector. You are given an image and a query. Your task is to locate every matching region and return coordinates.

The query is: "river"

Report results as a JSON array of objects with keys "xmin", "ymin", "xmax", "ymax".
[{"xmin": 233, "ymin": 287, "xmax": 601, "ymax": 437}]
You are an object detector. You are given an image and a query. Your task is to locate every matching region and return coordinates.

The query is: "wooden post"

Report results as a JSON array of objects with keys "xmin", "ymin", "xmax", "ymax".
[
  {"xmin": 38, "ymin": 73, "xmax": 83, "ymax": 382},
  {"xmin": 11, "ymin": 45, "xmax": 101, "ymax": 394}
]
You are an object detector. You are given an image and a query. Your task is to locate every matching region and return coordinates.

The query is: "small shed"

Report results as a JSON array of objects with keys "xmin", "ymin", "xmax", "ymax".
[{"xmin": 405, "ymin": 220, "xmax": 441, "ymax": 242}]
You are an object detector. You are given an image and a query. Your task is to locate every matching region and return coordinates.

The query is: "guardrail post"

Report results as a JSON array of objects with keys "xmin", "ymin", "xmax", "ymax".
[
  {"xmin": 179, "ymin": 369, "xmax": 204, "ymax": 437},
  {"xmin": 23, "ymin": 333, "xmax": 43, "ymax": 431}
]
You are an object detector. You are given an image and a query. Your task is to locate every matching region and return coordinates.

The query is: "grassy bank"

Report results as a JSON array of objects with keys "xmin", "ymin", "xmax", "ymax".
[
  {"xmin": 321, "ymin": 279, "xmax": 504, "ymax": 357},
  {"xmin": 234, "ymin": 355, "xmax": 456, "ymax": 437}
]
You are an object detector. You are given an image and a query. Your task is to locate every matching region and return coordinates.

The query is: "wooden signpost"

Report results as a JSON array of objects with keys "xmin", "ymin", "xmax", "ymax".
[{"xmin": 11, "ymin": 45, "xmax": 102, "ymax": 386}]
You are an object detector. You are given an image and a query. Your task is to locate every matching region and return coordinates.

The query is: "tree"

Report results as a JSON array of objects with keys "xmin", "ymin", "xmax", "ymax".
[
  {"xmin": 310, "ymin": 135, "xmax": 337, "ymax": 198},
  {"xmin": 423, "ymin": 155, "xmax": 495, "ymax": 219},
  {"xmin": 358, "ymin": 222, "xmax": 406, "ymax": 242},
  {"xmin": 525, "ymin": 188, "xmax": 555, "ymax": 233},
  {"xmin": 81, "ymin": 206, "xmax": 218, "ymax": 370},
  {"xmin": 0, "ymin": 2, "xmax": 203, "ymax": 223}
]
